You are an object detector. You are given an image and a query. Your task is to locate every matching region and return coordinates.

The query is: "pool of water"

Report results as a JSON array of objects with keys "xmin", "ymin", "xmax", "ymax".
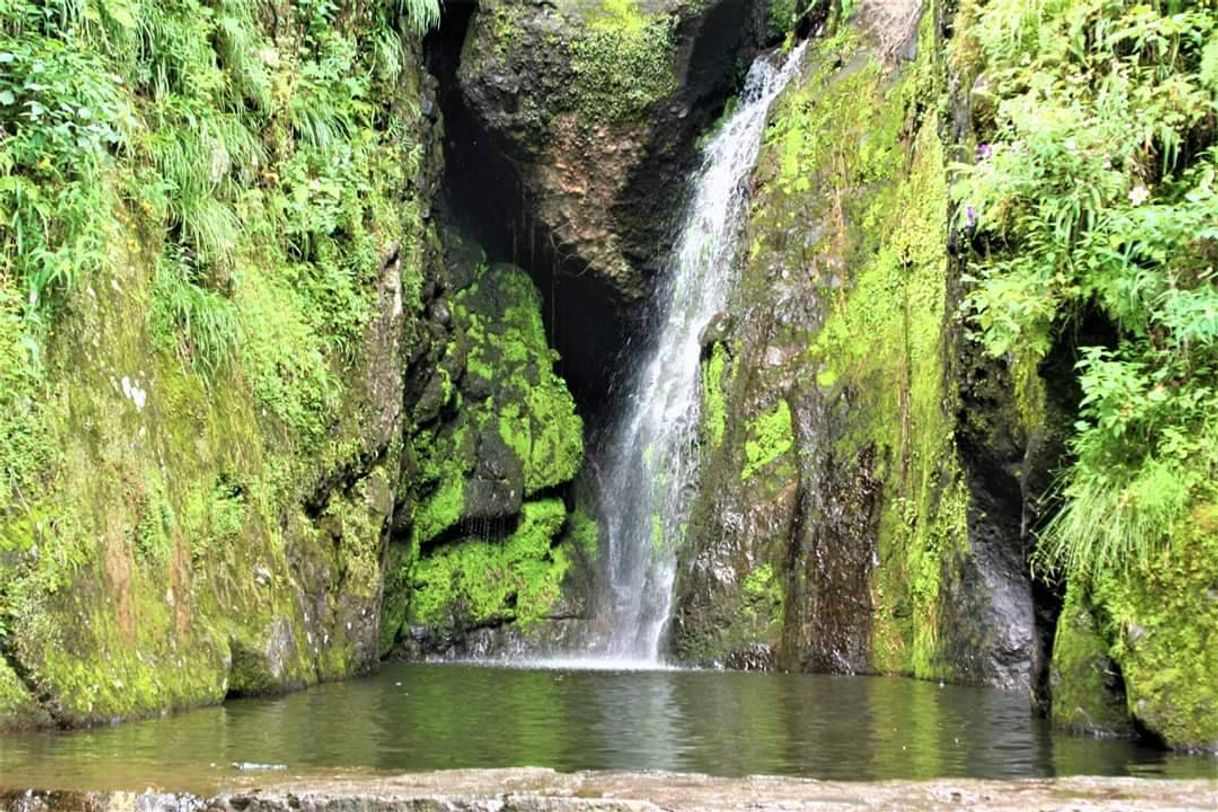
[{"xmin": 1, "ymin": 662, "xmax": 1214, "ymax": 793}]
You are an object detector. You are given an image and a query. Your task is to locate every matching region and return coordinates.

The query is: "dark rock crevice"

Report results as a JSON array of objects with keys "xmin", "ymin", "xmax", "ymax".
[{"xmin": 425, "ymin": 3, "xmax": 633, "ymax": 421}]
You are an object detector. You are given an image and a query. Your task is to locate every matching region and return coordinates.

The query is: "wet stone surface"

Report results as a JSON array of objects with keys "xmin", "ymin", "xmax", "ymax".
[{"xmin": 3, "ymin": 769, "xmax": 1218, "ymax": 812}]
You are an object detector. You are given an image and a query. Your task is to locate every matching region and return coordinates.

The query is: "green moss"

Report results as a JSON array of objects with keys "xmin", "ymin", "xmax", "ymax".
[
  {"xmin": 1049, "ymin": 582, "xmax": 1134, "ymax": 736},
  {"xmin": 409, "ymin": 499, "xmax": 571, "ymax": 628},
  {"xmin": 1086, "ymin": 503, "xmax": 1218, "ymax": 750},
  {"xmin": 737, "ymin": 13, "xmax": 977, "ymax": 681},
  {"xmin": 564, "ymin": 508, "xmax": 599, "ymax": 556},
  {"xmin": 567, "ymin": 0, "xmax": 677, "ymax": 121},
  {"xmin": 742, "ymin": 399, "xmax": 795, "ymax": 482},
  {"xmin": 0, "ymin": 657, "xmax": 49, "ymax": 729},
  {"xmin": 701, "ymin": 341, "xmax": 730, "ymax": 449},
  {"xmin": 411, "ymin": 423, "xmax": 472, "ymax": 546},
  {"xmin": 742, "ymin": 563, "xmax": 784, "ymax": 629},
  {"xmin": 0, "ymin": 1, "xmax": 435, "ymax": 725},
  {"xmin": 0, "ymin": 287, "xmax": 52, "ymax": 544},
  {"xmin": 459, "ymin": 265, "xmax": 584, "ymax": 497}
]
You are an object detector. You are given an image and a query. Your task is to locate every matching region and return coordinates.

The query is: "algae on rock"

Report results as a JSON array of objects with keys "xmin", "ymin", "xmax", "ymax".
[
  {"xmin": 0, "ymin": 1, "xmax": 442, "ymax": 727},
  {"xmin": 381, "ymin": 232, "xmax": 587, "ymax": 653},
  {"xmin": 673, "ymin": 4, "xmax": 1036, "ymax": 689}
]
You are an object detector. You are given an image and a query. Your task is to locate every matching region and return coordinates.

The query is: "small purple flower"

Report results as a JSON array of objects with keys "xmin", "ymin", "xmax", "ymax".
[
  {"xmin": 976, "ymin": 143, "xmax": 993, "ymax": 161},
  {"xmin": 965, "ymin": 204, "xmax": 977, "ymax": 229}
]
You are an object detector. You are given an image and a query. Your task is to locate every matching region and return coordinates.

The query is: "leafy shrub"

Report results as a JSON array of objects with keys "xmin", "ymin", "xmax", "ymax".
[{"xmin": 954, "ymin": 0, "xmax": 1218, "ymax": 576}]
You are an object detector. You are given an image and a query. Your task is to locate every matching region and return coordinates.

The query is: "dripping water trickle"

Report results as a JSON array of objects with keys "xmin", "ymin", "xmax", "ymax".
[{"xmin": 590, "ymin": 42, "xmax": 809, "ymax": 664}]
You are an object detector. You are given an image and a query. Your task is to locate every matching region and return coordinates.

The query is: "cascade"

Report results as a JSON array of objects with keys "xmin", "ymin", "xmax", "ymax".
[{"xmin": 592, "ymin": 42, "xmax": 808, "ymax": 663}]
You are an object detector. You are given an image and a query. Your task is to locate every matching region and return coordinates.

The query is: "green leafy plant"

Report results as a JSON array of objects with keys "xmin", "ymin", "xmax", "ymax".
[{"xmin": 954, "ymin": 0, "xmax": 1218, "ymax": 577}]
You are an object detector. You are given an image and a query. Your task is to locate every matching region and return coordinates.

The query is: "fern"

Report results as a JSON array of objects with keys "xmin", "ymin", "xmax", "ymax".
[
  {"xmin": 957, "ymin": 0, "xmax": 1218, "ymax": 578},
  {"xmin": 393, "ymin": 0, "xmax": 442, "ymax": 36}
]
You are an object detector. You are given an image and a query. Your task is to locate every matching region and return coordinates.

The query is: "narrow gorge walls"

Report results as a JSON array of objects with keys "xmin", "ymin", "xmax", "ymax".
[
  {"xmin": 2, "ymin": 0, "xmax": 1215, "ymax": 757},
  {"xmin": 0, "ymin": 0, "xmax": 443, "ymax": 726}
]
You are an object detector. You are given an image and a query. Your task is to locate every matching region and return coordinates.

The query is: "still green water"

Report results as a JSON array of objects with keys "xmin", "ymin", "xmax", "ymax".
[{"xmin": 1, "ymin": 662, "xmax": 1214, "ymax": 793}]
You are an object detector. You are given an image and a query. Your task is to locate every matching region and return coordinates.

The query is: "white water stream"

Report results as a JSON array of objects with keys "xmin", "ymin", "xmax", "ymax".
[{"xmin": 591, "ymin": 43, "xmax": 808, "ymax": 663}]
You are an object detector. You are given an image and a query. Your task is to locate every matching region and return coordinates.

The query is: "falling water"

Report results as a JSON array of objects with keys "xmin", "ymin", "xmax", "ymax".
[{"xmin": 593, "ymin": 43, "xmax": 808, "ymax": 663}]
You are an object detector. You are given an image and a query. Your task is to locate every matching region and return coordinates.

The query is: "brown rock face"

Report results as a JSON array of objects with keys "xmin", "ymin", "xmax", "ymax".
[{"xmin": 455, "ymin": 0, "xmax": 768, "ymax": 301}]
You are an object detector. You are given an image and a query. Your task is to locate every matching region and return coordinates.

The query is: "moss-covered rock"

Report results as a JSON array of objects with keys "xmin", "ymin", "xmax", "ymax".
[
  {"xmin": 411, "ymin": 499, "xmax": 573, "ymax": 629},
  {"xmin": 1048, "ymin": 584, "xmax": 1134, "ymax": 738},
  {"xmin": 673, "ymin": 4, "xmax": 1034, "ymax": 687},
  {"xmin": 1051, "ymin": 504, "xmax": 1218, "ymax": 751},
  {"xmin": 458, "ymin": 0, "xmax": 770, "ymax": 298},
  {"xmin": 0, "ymin": 656, "xmax": 50, "ymax": 729},
  {"xmin": 380, "ymin": 231, "xmax": 586, "ymax": 654},
  {"xmin": 0, "ymin": 7, "xmax": 442, "ymax": 728}
]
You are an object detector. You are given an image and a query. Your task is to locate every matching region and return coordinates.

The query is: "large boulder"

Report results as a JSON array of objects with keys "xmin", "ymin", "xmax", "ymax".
[
  {"xmin": 381, "ymin": 230, "xmax": 592, "ymax": 654},
  {"xmin": 457, "ymin": 0, "xmax": 767, "ymax": 300}
]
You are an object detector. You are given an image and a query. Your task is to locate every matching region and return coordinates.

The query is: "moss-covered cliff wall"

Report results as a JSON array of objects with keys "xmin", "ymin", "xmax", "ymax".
[
  {"xmin": 0, "ymin": 0, "xmax": 589, "ymax": 727},
  {"xmin": 0, "ymin": 0, "xmax": 447, "ymax": 727},
  {"xmin": 673, "ymin": 0, "xmax": 1218, "ymax": 752},
  {"xmin": 672, "ymin": 3, "xmax": 1034, "ymax": 688}
]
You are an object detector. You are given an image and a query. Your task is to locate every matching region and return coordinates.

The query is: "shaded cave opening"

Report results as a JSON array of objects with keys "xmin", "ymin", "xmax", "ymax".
[{"xmin": 424, "ymin": 2, "xmax": 636, "ymax": 431}]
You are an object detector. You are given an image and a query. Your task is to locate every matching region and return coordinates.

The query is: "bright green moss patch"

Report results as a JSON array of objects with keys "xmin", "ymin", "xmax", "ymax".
[
  {"xmin": 407, "ymin": 259, "xmax": 583, "ymax": 551},
  {"xmin": 742, "ymin": 399, "xmax": 794, "ymax": 482},
  {"xmin": 1084, "ymin": 503, "xmax": 1218, "ymax": 750},
  {"xmin": 459, "ymin": 265, "xmax": 583, "ymax": 497},
  {"xmin": 701, "ymin": 342, "xmax": 730, "ymax": 450},
  {"xmin": 567, "ymin": 0, "xmax": 677, "ymax": 121},
  {"xmin": 410, "ymin": 422, "xmax": 472, "ymax": 546},
  {"xmin": 1049, "ymin": 583, "xmax": 1134, "ymax": 737},
  {"xmin": 410, "ymin": 499, "xmax": 571, "ymax": 628},
  {"xmin": 742, "ymin": 563, "xmax": 784, "ymax": 630},
  {"xmin": 389, "ymin": 245, "xmax": 586, "ymax": 647}
]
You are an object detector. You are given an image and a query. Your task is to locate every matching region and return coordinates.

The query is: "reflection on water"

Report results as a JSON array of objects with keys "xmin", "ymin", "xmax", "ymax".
[{"xmin": 1, "ymin": 663, "xmax": 1214, "ymax": 793}]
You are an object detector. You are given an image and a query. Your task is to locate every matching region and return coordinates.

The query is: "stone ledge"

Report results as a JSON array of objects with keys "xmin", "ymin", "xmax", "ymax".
[{"xmin": 3, "ymin": 768, "xmax": 1217, "ymax": 811}]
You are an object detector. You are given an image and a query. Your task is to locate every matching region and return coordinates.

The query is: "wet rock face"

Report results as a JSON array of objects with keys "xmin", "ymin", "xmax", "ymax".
[
  {"xmin": 673, "ymin": 4, "xmax": 1038, "ymax": 688},
  {"xmin": 457, "ymin": 0, "xmax": 767, "ymax": 300}
]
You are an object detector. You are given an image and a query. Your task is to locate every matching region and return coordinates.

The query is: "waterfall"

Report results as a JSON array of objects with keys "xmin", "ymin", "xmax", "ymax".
[{"xmin": 593, "ymin": 43, "xmax": 808, "ymax": 663}]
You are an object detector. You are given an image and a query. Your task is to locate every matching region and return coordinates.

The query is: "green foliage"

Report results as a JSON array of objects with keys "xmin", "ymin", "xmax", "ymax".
[
  {"xmin": 149, "ymin": 247, "xmax": 241, "ymax": 379},
  {"xmin": 0, "ymin": 0, "xmax": 442, "ymax": 727},
  {"xmin": 767, "ymin": 0, "xmax": 799, "ymax": 42},
  {"xmin": 700, "ymin": 341, "xmax": 730, "ymax": 449},
  {"xmin": 0, "ymin": 286, "xmax": 50, "ymax": 529},
  {"xmin": 954, "ymin": 0, "xmax": 1218, "ymax": 577},
  {"xmin": 0, "ymin": 0, "xmax": 439, "ymax": 337}
]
